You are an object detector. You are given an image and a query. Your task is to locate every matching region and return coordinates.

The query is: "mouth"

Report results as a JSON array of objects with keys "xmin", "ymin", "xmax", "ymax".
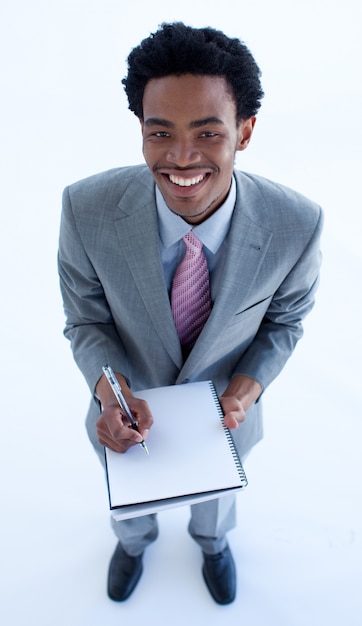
[
  {"xmin": 168, "ymin": 173, "xmax": 205, "ymax": 187},
  {"xmin": 158, "ymin": 171, "xmax": 211, "ymax": 197}
]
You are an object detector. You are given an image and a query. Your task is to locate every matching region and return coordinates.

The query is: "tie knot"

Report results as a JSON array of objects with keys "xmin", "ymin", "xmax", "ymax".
[{"xmin": 183, "ymin": 231, "xmax": 202, "ymax": 254}]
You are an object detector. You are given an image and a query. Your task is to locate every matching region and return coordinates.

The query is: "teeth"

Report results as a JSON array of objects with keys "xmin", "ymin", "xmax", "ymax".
[{"xmin": 169, "ymin": 174, "xmax": 204, "ymax": 187}]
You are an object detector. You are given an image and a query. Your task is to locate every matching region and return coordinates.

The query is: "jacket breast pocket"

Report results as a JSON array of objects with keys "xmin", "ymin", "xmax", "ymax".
[{"xmin": 228, "ymin": 295, "xmax": 273, "ymax": 327}]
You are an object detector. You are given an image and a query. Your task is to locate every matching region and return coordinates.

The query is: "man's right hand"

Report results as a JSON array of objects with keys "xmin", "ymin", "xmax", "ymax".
[{"xmin": 95, "ymin": 374, "xmax": 153, "ymax": 453}]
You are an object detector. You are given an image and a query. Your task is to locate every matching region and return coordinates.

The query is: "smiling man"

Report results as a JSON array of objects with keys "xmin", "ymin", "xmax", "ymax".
[{"xmin": 58, "ymin": 23, "xmax": 323, "ymax": 605}]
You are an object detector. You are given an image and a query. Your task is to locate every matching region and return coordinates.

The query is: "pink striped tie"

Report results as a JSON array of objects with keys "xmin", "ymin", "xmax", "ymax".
[{"xmin": 171, "ymin": 231, "xmax": 211, "ymax": 355}]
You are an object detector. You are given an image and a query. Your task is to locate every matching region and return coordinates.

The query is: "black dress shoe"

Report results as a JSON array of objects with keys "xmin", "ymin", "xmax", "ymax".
[
  {"xmin": 107, "ymin": 542, "xmax": 143, "ymax": 601},
  {"xmin": 202, "ymin": 544, "xmax": 236, "ymax": 605}
]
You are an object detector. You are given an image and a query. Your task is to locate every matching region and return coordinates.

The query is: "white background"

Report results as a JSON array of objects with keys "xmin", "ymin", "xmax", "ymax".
[{"xmin": 1, "ymin": 1, "xmax": 361, "ymax": 624}]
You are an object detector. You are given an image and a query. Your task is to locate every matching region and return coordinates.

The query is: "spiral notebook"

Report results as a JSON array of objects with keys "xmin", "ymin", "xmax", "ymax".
[{"xmin": 105, "ymin": 380, "xmax": 248, "ymax": 520}]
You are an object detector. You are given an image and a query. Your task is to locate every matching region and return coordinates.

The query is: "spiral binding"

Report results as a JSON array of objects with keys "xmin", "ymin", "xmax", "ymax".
[{"xmin": 209, "ymin": 381, "xmax": 248, "ymax": 486}]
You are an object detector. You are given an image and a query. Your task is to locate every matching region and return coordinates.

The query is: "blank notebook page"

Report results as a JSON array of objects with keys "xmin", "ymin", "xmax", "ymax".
[{"xmin": 105, "ymin": 381, "xmax": 245, "ymax": 509}]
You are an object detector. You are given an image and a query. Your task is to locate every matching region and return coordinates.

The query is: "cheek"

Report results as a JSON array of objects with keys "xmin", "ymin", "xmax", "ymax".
[
  {"xmin": 217, "ymin": 148, "xmax": 237, "ymax": 172},
  {"xmin": 142, "ymin": 146, "xmax": 154, "ymax": 167},
  {"xmin": 142, "ymin": 142, "xmax": 162, "ymax": 164},
  {"xmin": 210, "ymin": 141, "xmax": 236, "ymax": 163}
]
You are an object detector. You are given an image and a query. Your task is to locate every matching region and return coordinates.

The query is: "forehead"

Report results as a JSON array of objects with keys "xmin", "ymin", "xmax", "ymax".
[{"xmin": 142, "ymin": 74, "xmax": 237, "ymax": 122}]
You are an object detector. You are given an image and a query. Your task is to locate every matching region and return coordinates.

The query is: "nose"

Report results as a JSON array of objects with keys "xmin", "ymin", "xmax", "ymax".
[{"xmin": 166, "ymin": 137, "xmax": 201, "ymax": 167}]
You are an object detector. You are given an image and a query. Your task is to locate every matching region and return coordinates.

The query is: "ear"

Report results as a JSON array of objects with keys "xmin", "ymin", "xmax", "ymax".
[{"xmin": 236, "ymin": 116, "xmax": 257, "ymax": 151}]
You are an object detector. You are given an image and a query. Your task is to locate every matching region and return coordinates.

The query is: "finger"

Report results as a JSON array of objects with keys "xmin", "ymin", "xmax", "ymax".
[
  {"xmin": 97, "ymin": 427, "xmax": 143, "ymax": 452},
  {"xmin": 97, "ymin": 415, "xmax": 143, "ymax": 449},
  {"xmin": 223, "ymin": 413, "xmax": 240, "ymax": 430},
  {"xmin": 127, "ymin": 398, "xmax": 154, "ymax": 430}
]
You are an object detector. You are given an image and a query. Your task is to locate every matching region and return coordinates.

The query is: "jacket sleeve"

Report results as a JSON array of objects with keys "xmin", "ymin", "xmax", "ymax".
[
  {"xmin": 58, "ymin": 186, "xmax": 131, "ymax": 396},
  {"xmin": 232, "ymin": 206, "xmax": 324, "ymax": 394}
]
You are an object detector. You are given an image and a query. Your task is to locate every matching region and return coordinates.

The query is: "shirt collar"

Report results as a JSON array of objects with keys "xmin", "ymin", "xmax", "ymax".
[{"xmin": 156, "ymin": 176, "xmax": 236, "ymax": 254}]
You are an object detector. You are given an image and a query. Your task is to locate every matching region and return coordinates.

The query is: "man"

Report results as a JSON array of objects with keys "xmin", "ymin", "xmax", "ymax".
[{"xmin": 58, "ymin": 22, "xmax": 323, "ymax": 605}]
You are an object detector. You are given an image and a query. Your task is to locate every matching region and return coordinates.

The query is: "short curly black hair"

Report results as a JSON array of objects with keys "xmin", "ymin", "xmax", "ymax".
[{"xmin": 122, "ymin": 22, "xmax": 264, "ymax": 122}]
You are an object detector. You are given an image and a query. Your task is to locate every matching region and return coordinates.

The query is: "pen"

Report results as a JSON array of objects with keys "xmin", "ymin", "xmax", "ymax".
[{"xmin": 102, "ymin": 364, "xmax": 149, "ymax": 456}]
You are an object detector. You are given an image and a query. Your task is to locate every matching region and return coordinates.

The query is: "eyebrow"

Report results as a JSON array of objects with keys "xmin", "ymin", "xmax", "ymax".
[{"xmin": 144, "ymin": 116, "xmax": 225, "ymax": 129}]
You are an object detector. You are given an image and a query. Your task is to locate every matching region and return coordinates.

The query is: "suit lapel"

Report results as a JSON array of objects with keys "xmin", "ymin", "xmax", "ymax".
[
  {"xmin": 177, "ymin": 175, "xmax": 273, "ymax": 380},
  {"xmin": 113, "ymin": 170, "xmax": 183, "ymax": 369}
]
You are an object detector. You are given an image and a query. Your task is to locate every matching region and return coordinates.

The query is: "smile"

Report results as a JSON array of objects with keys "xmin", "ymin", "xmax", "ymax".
[{"xmin": 169, "ymin": 174, "xmax": 205, "ymax": 187}]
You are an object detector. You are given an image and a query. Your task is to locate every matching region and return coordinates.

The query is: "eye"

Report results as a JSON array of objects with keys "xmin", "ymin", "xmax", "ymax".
[
  {"xmin": 200, "ymin": 131, "xmax": 218, "ymax": 138},
  {"xmin": 153, "ymin": 131, "xmax": 170, "ymax": 138}
]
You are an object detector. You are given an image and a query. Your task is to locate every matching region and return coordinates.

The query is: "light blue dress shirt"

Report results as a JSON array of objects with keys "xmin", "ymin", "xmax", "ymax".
[{"xmin": 155, "ymin": 176, "xmax": 237, "ymax": 302}]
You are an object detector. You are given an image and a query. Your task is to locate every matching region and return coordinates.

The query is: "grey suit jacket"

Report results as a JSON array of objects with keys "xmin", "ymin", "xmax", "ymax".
[{"xmin": 58, "ymin": 165, "xmax": 323, "ymax": 460}]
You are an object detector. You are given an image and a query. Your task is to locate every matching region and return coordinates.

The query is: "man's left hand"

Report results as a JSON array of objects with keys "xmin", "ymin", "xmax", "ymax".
[{"xmin": 220, "ymin": 374, "xmax": 262, "ymax": 429}]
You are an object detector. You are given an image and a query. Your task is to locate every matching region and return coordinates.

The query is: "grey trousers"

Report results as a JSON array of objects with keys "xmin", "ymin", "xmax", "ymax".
[{"xmin": 110, "ymin": 494, "xmax": 237, "ymax": 556}]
